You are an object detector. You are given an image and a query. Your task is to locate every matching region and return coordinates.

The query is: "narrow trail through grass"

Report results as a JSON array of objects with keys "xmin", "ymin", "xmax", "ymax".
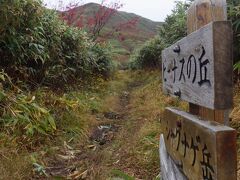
[
  {"xmin": 1, "ymin": 70, "xmax": 240, "ymax": 180},
  {"xmin": 40, "ymin": 70, "xmax": 168, "ymax": 180}
]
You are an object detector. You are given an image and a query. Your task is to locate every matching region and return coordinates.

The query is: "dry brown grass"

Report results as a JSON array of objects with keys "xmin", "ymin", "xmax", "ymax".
[
  {"xmin": 90, "ymin": 70, "xmax": 188, "ymax": 179},
  {"xmin": 230, "ymin": 84, "xmax": 240, "ymax": 178},
  {"xmin": 0, "ymin": 150, "xmax": 32, "ymax": 180},
  {"xmin": 1, "ymin": 70, "xmax": 240, "ymax": 179}
]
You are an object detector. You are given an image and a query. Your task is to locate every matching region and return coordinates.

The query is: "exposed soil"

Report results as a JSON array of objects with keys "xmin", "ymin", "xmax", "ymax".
[{"xmin": 43, "ymin": 79, "xmax": 147, "ymax": 179}]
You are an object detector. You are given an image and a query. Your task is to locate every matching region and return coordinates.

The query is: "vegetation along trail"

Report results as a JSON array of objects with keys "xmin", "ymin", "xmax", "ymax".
[
  {"xmin": 34, "ymin": 70, "xmax": 169, "ymax": 180},
  {"xmin": 0, "ymin": 70, "xmax": 171, "ymax": 179},
  {"xmin": 36, "ymin": 70, "xmax": 240, "ymax": 180},
  {"xmin": 2, "ymin": 0, "xmax": 240, "ymax": 179}
]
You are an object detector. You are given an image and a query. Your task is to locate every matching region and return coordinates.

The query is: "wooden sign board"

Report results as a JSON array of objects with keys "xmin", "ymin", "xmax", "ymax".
[
  {"xmin": 160, "ymin": 134, "xmax": 187, "ymax": 180},
  {"xmin": 161, "ymin": 107, "xmax": 237, "ymax": 180},
  {"xmin": 162, "ymin": 21, "xmax": 233, "ymax": 110}
]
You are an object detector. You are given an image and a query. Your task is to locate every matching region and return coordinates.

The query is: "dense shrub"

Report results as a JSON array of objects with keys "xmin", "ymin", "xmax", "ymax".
[
  {"xmin": 159, "ymin": 1, "xmax": 189, "ymax": 47},
  {"xmin": 228, "ymin": 0, "xmax": 240, "ymax": 72},
  {"xmin": 90, "ymin": 43, "xmax": 114, "ymax": 78},
  {"xmin": 0, "ymin": 0, "xmax": 113, "ymax": 88},
  {"xmin": 129, "ymin": 1, "xmax": 189, "ymax": 70},
  {"xmin": 0, "ymin": 0, "xmax": 114, "ymax": 144},
  {"xmin": 0, "ymin": 0, "xmax": 48, "ymax": 85},
  {"xmin": 129, "ymin": 37, "xmax": 164, "ymax": 69}
]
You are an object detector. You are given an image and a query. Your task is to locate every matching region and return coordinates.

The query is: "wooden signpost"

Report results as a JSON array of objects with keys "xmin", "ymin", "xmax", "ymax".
[
  {"xmin": 160, "ymin": 0, "xmax": 237, "ymax": 179},
  {"xmin": 161, "ymin": 108, "xmax": 236, "ymax": 180},
  {"xmin": 162, "ymin": 21, "xmax": 233, "ymax": 110}
]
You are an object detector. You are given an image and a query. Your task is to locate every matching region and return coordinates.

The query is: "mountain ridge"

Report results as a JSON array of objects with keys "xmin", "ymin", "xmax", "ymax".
[{"xmin": 62, "ymin": 2, "xmax": 163, "ymax": 62}]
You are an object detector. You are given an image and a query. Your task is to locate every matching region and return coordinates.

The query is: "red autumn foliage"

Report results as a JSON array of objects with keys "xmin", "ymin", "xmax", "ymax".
[
  {"xmin": 60, "ymin": 1, "xmax": 85, "ymax": 26},
  {"xmin": 59, "ymin": 0, "xmax": 139, "ymax": 41}
]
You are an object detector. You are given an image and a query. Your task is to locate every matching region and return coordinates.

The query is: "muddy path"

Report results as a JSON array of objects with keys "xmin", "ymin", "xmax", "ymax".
[{"xmin": 43, "ymin": 74, "xmax": 157, "ymax": 179}]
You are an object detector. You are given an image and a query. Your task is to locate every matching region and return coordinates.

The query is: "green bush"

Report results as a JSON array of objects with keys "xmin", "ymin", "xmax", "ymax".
[
  {"xmin": 129, "ymin": 37, "xmax": 164, "ymax": 69},
  {"xmin": 0, "ymin": 0, "xmax": 113, "ymax": 88},
  {"xmin": 0, "ymin": 0, "xmax": 114, "ymax": 144},
  {"xmin": 159, "ymin": 1, "xmax": 189, "ymax": 47},
  {"xmin": 90, "ymin": 43, "xmax": 114, "ymax": 78},
  {"xmin": 45, "ymin": 24, "xmax": 92, "ymax": 87},
  {"xmin": 0, "ymin": 0, "xmax": 48, "ymax": 85},
  {"xmin": 228, "ymin": 0, "xmax": 240, "ymax": 71},
  {"xmin": 128, "ymin": 1, "xmax": 190, "ymax": 70}
]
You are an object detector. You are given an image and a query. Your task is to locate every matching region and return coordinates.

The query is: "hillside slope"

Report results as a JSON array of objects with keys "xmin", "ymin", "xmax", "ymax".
[{"xmin": 62, "ymin": 3, "xmax": 163, "ymax": 62}]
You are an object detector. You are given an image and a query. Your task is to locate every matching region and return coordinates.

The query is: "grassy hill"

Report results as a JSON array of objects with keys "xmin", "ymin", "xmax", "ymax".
[{"xmin": 62, "ymin": 3, "xmax": 163, "ymax": 63}]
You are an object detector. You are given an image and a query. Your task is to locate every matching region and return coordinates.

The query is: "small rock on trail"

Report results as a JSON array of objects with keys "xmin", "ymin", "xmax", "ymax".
[
  {"xmin": 104, "ymin": 111, "xmax": 122, "ymax": 120},
  {"xmin": 90, "ymin": 125, "xmax": 119, "ymax": 145}
]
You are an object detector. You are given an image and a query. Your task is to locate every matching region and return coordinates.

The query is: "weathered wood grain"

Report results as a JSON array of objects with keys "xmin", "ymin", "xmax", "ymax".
[
  {"xmin": 161, "ymin": 107, "xmax": 237, "ymax": 180},
  {"xmin": 159, "ymin": 134, "xmax": 187, "ymax": 180},
  {"xmin": 162, "ymin": 21, "xmax": 233, "ymax": 110},
  {"xmin": 187, "ymin": 0, "xmax": 230, "ymax": 124},
  {"xmin": 187, "ymin": 0, "xmax": 227, "ymax": 34}
]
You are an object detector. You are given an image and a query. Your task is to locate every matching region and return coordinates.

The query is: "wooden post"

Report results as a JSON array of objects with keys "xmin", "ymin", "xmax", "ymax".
[
  {"xmin": 187, "ymin": 0, "xmax": 231, "ymax": 125},
  {"xmin": 160, "ymin": 0, "xmax": 237, "ymax": 179}
]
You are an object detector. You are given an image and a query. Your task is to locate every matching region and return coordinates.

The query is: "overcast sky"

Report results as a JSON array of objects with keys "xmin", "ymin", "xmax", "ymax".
[{"xmin": 42, "ymin": 0, "xmax": 179, "ymax": 22}]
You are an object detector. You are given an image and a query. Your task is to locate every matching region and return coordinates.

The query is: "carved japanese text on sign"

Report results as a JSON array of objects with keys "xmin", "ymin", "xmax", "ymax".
[
  {"xmin": 162, "ymin": 21, "xmax": 233, "ymax": 110},
  {"xmin": 161, "ymin": 107, "xmax": 237, "ymax": 180}
]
